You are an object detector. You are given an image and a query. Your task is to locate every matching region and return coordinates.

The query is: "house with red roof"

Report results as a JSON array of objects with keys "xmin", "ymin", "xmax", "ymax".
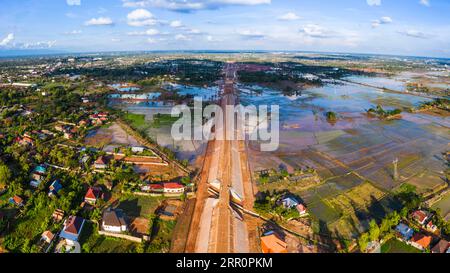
[
  {"xmin": 426, "ymin": 221, "xmax": 438, "ymax": 233},
  {"xmin": 41, "ymin": 230, "xmax": 55, "ymax": 244},
  {"xmin": 163, "ymin": 182, "xmax": 184, "ymax": 194},
  {"xmin": 84, "ymin": 186, "xmax": 103, "ymax": 205},
  {"xmin": 9, "ymin": 195, "xmax": 24, "ymax": 207},
  {"xmin": 149, "ymin": 183, "xmax": 164, "ymax": 193},
  {"xmin": 411, "ymin": 210, "xmax": 430, "ymax": 225},
  {"xmin": 410, "ymin": 233, "xmax": 432, "ymax": 250},
  {"xmin": 94, "ymin": 156, "xmax": 108, "ymax": 169}
]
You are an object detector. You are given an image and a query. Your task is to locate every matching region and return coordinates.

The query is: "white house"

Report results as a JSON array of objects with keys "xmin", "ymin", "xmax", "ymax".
[{"xmin": 163, "ymin": 182, "xmax": 185, "ymax": 194}]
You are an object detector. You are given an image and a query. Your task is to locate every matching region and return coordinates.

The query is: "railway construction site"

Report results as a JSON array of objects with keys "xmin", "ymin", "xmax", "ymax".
[{"xmin": 184, "ymin": 63, "xmax": 260, "ymax": 253}]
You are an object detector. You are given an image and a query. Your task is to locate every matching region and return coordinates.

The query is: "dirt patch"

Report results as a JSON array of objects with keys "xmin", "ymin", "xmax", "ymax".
[{"xmin": 129, "ymin": 217, "xmax": 149, "ymax": 236}]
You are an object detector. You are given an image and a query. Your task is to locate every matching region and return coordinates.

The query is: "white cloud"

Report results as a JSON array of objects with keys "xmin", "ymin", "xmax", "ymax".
[
  {"xmin": 367, "ymin": 0, "xmax": 381, "ymax": 6},
  {"xmin": 397, "ymin": 29, "xmax": 430, "ymax": 39},
  {"xmin": 64, "ymin": 30, "xmax": 82, "ymax": 35},
  {"xmin": 420, "ymin": 0, "xmax": 430, "ymax": 7},
  {"xmin": 127, "ymin": 28, "xmax": 160, "ymax": 36},
  {"xmin": 23, "ymin": 41, "xmax": 56, "ymax": 49},
  {"xmin": 299, "ymin": 24, "xmax": 334, "ymax": 38},
  {"xmin": 85, "ymin": 17, "xmax": 113, "ymax": 26},
  {"xmin": 372, "ymin": 16, "xmax": 392, "ymax": 28},
  {"xmin": 187, "ymin": 28, "xmax": 202, "ymax": 34},
  {"xmin": 206, "ymin": 35, "xmax": 223, "ymax": 42},
  {"xmin": 278, "ymin": 12, "xmax": 300, "ymax": 21},
  {"xmin": 111, "ymin": 38, "xmax": 121, "ymax": 42},
  {"xmin": 170, "ymin": 20, "xmax": 184, "ymax": 28},
  {"xmin": 237, "ymin": 29, "xmax": 265, "ymax": 39},
  {"xmin": 0, "ymin": 33, "xmax": 14, "ymax": 46},
  {"xmin": 67, "ymin": 0, "xmax": 81, "ymax": 6},
  {"xmin": 127, "ymin": 9, "xmax": 153, "ymax": 20},
  {"xmin": 175, "ymin": 34, "xmax": 190, "ymax": 41},
  {"xmin": 128, "ymin": 19, "xmax": 158, "ymax": 27},
  {"xmin": 127, "ymin": 9, "xmax": 159, "ymax": 27},
  {"xmin": 147, "ymin": 38, "xmax": 158, "ymax": 43},
  {"xmin": 122, "ymin": 0, "xmax": 271, "ymax": 12},
  {"xmin": 380, "ymin": 16, "xmax": 392, "ymax": 23}
]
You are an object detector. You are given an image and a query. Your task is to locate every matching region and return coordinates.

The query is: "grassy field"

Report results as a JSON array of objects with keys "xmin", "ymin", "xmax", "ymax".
[
  {"xmin": 124, "ymin": 113, "xmax": 149, "ymax": 130},
  {"xmin": 381, "ymin": 239, "xmax": 421, "ymax": 253},
  {"xmin": 151, "ymin": 113, "xmax": 180, "ymax": 128},
  {"xmin": 432, "ymin": 192, "xmax": 450, "ymax": 221},
  {"xmin": 116, "ymin": 195, "xmax": 164, "ymax": 218},
  {"xmin": 80, "ymin": 222, "xmax": 138, "ymax": 253}
]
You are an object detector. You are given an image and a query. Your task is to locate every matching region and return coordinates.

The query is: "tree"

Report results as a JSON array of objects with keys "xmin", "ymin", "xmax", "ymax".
[
  {"xmin": 358, "ymin": 233, "xmax": 369, "ymax": 252},
  {"xmin": 368, "ymin": 219, "xmax": 380, "ymax": 242},
  {"xmin": 0, "ymin": 163, "xmax": 12, "ymax": 188}
]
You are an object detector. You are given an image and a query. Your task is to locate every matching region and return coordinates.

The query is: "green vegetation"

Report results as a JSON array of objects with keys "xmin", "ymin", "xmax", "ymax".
[
  {"xmin": 381, "ymin": 239, "xmax": 421, "ymax": 253},
  {"xmin": 142, "ymin": 217, "xmax": 176, "ymax": 253},
  {"xmin": 80, "ymin": 222, "xmax": 138, "ymax": 253},
  {"xmin": 416, "ymin": 98, "xmax": 450, "ymax": 112},
  {"xmin": 254, "ymin": 190, "xmax": 301, "ymax": 220},
  {"xmin": 124, "ymin": 113, "xmax": 148, "ymax": 130},
  {"xmin": 367, "ymin": 105, "xmax": 402, "ymax": 119},
  {"xmin": 151, "ymin": 113, "xmax": 180, "ymax": 128},
  {"xmin": 325, "ymin": 111, "xmax": 338, "ymax": 125},
  {"xmin": 116, "ymin": 195, "xmax": 163, "ymax": 218}
]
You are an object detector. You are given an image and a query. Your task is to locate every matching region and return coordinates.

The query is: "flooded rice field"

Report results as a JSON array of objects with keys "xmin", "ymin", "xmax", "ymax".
[{"xmin": 242, "ymin": 77, "xmax": 449, "ymax": 239}]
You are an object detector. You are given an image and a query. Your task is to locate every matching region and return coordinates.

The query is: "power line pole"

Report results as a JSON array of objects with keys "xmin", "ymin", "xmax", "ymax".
[{"xmin": 393, "ymin": 158, "xmax": 399, "ymax": 181}]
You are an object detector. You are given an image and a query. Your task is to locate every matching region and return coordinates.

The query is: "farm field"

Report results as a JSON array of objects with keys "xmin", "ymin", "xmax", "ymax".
[
  {"xmin": 381, "ymin": 239, "xmax": 421, "ymax": 253},
  {"xmin": 432, "ymin": 192, "xmax": 450, "ymax": 221},
  {"xmin": 249, "ymin": 81, "xmax": 449, "ymax": 239}
]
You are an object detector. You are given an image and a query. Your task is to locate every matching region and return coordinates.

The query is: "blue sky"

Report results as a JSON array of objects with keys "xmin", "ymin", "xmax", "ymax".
[{"xmin": 0, "ymin": 0, "xmax": 449, "ymax": 57}]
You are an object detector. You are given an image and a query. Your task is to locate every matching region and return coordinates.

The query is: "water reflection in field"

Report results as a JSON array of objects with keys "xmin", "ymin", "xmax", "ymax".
[{"xmin": 242, "ymin": 78, "xmax": 448, "ymax": 239}]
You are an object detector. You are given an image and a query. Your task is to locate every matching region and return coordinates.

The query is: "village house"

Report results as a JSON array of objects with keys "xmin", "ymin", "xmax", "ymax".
[
  {"xmin": 34, "ymin": 165, "xmax": 47, "ymax": 175},
  {"xmin": 410, "ymin": 233, "xmax": 432, "ymax": 250},
  {"xmin": 59, "ymin": 216, "xmax": 85, "ymax": 242},
  {"xmin": 142, "ymin": 183, "xmax": 164, "ymax": 193},
  {"xmin": 426, "ymin": 221, "xmax": 438, "ymax": 233},
  {"xmin": 431, "ymin": 239, "xmax": 449, "ymax": 253},
  {"xmin": 102, "ymin": 208, "xmax": 127, "ymax": 233},
  {"xmin": 131, "ymin": 146, "xmax": 145, "ymax": 153},
  {"xmin": 52, "ymin": 209, "xmax": 65, "ymax": 222},
  {"xmin": 84, "ymin": 186, "xmax": 103, "ymax": 205},
  {"xmin": 78, "ymin": 119, "xmax": 89, "ymax": 127},
  {"xmin": 48, "ymin": 180, "xmax": 63, "ymax": 197},
  {"xmin": 163, "ymin": 182, "xmax": 185, "ymax": 194},
  {"xmin": 9, "ymin": 195, "xmax": 24, "ymax": 207},
  {"xmin": 94, "ymin": 156, "xmax": 108, "ymax": 169},
  {"xmin": 63, "ymin": 132, "xmax": 73, "ymax": 139},
  {"xmin": 260, "ymin": 232, "xmax": 288, "ymax": 254},
  {"xmin": 411, "ymin": 210, "xmax": 430, "ymax": 225},
  {"xmin": 279, "ymin": 196, "xmax": 308, "ymax": 216},
  {"xmin": 395, "ymin": 223, "xmax": 414, "ymax": 240},
  {"xmin": 41, "ymin": 230, "xmax": 55, "ymax": 244},
  {"xmin": 16, "ymin": 136, "xmax": 34, "ymax": 147}
]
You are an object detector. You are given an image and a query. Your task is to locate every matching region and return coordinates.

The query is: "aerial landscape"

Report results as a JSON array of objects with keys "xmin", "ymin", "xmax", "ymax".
[{"xmin": 0, "ymin": 0, "xmax": 449, "ymax": 256}]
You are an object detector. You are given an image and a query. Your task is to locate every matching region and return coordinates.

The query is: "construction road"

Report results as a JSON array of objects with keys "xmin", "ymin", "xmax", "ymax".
[{"xmin": 185, "ymin": 63, "xmax": 259, "ymax": 253}]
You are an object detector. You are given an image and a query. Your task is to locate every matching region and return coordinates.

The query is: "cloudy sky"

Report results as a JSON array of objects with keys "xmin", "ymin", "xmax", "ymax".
[{"xmin": 0, "ymin": 0, "xmax": 449, "ymax": 57}]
